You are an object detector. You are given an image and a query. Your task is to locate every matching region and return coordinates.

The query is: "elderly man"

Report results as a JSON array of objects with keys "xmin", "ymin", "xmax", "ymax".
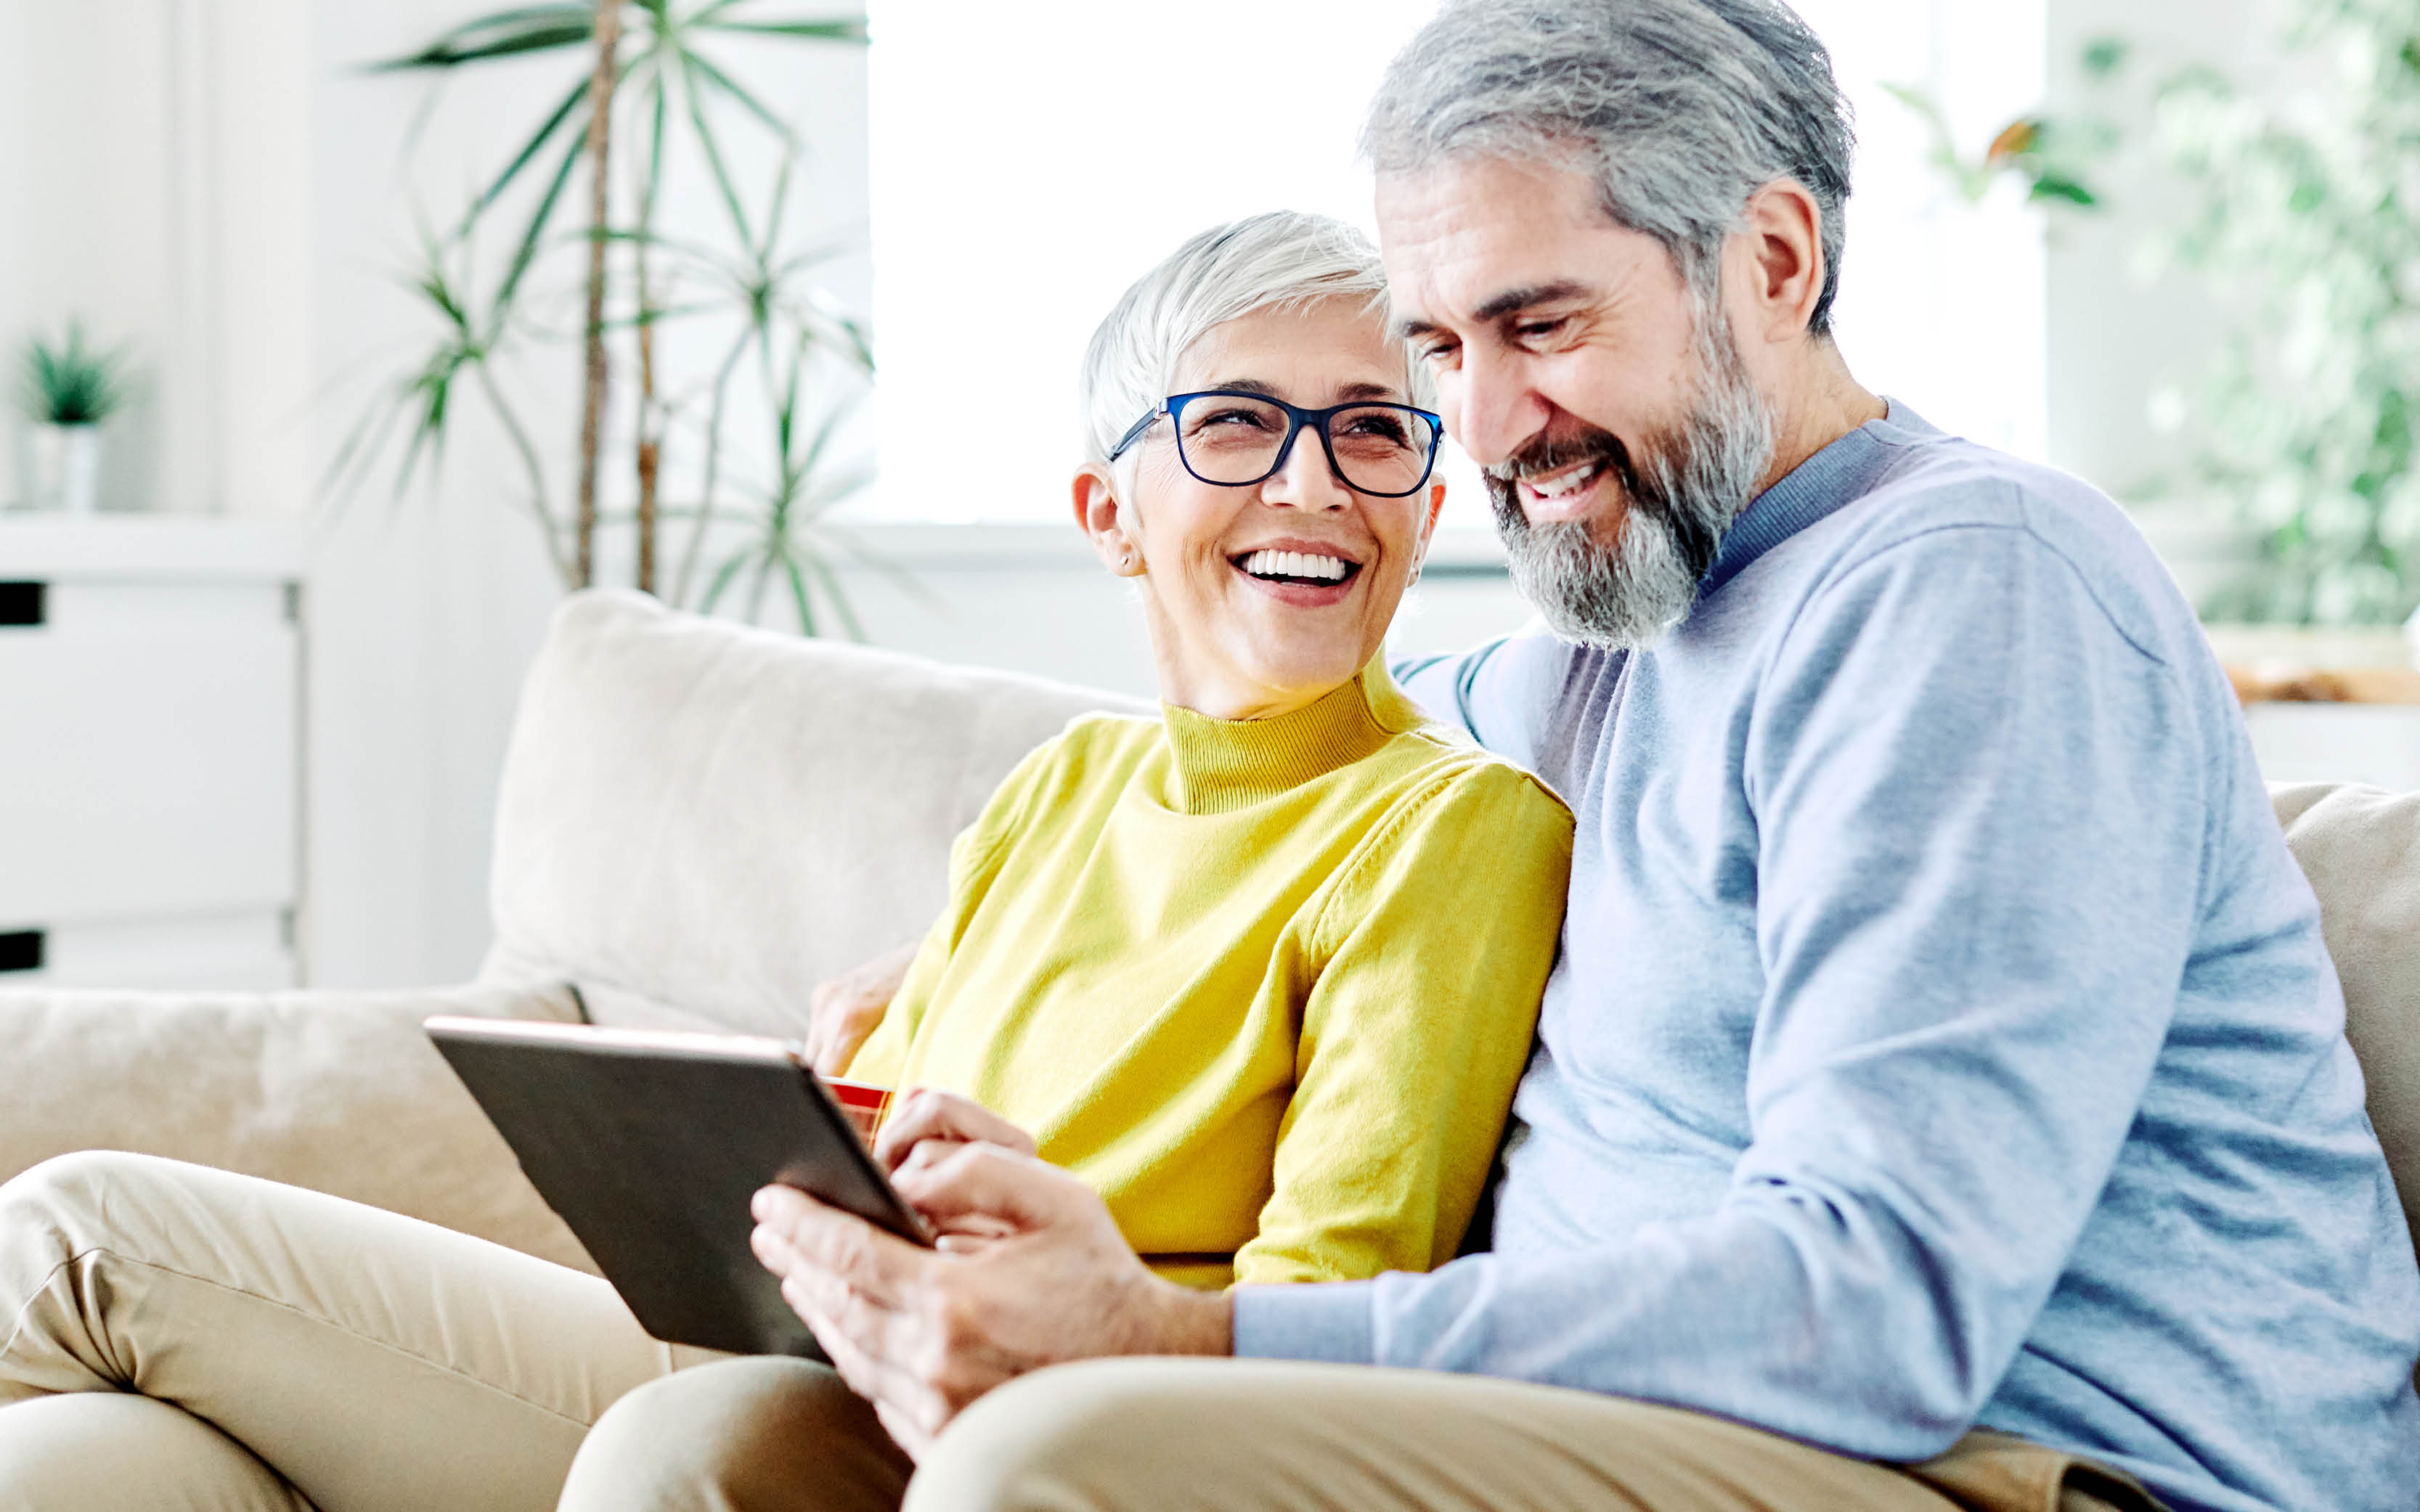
[{"xmin": 710, "ymin": 3, "xmax": 2420, "ymax": 1511}]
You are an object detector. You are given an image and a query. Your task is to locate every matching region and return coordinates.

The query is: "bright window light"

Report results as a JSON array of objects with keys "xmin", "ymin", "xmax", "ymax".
[{"xmin": 862, "ymin": 0, "xmax": 2047, "ymax": 524}]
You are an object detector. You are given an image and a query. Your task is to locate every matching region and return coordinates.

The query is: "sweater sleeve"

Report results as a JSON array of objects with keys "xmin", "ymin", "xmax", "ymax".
[
  {"xmin": 1231, "ymin": 760, "xmax": 1573, "ymax": 1286},
  {"xmin": 1390, "ymin": 626, "xmax": 1570, "ymax": 769},
  {"xmin": 1235, "ymin": 523, "xmax": 2209, "ymax": 1459}
]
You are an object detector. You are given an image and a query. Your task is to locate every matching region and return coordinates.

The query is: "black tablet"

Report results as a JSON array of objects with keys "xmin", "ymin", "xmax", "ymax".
[{"xmin": 426, "ymin": 1016, "xmax": 930, "ymax": 1358}]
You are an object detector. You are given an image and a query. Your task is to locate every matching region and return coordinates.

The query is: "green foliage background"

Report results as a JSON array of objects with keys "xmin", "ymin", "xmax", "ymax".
[{"xmin": 2150, "ymin": 0, "xmax": 2420, "ymax": 624}]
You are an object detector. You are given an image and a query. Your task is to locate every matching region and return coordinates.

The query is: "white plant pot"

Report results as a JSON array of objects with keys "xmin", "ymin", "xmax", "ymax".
[{"xmin": 26, "ymin": 423, "xmax": 100, "ymax": 513}]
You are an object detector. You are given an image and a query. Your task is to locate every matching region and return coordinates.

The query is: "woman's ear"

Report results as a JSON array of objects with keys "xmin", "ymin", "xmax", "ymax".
[
  {"xmin": 1421, "ymin": 477, "xmax": 1447, "ymax": 543},
  {"xmin": 1072, "ymin": 464, "xmax": 1146, "ymax": 577},
  {"xmin": 1411, "ymin": 477, "xmax": 1447, "ymax": 578}
]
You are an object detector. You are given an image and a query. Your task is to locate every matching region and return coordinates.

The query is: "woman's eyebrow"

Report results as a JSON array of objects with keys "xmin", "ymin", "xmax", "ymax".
[{"xmin": 1199, "ymin": 378, "xmax": 1406, "ymax": 403}]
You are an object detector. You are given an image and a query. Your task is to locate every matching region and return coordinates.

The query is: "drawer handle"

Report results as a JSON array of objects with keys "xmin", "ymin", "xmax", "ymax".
[
  {"xmin": 0, "ymin": 582, "xmax": 44, "ymax": 627},
  {"xmin": 0, "ymin": 931, "xmax": 43, "ymax": 974}
]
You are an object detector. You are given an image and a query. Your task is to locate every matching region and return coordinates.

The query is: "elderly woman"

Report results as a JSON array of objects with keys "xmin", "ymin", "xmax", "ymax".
[{"xmin": 0, "ymin": 212, "xmax": 1570, "ymax": 1511}]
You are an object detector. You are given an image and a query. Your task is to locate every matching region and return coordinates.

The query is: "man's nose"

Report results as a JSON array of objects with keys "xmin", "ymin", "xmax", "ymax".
[
  {"xmin": 1450, "ymin": 346, "xmax": 1545, "ymax": 469},
  {"xmin": 1261, "ymin": 426, "xmax": 1352, "ymax": 510}
]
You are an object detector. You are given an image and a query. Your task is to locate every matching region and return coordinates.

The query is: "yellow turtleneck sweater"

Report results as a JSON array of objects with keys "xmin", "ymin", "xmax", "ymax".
[{"xmin": 844, "ymin": 659, "xmax": 1573, "ymax": 1288}]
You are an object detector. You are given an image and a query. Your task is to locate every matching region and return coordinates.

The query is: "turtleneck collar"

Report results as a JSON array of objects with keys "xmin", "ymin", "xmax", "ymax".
[{"xmin": 1158, "ymin": 658, "xmax": 1419, "ymax": 817}]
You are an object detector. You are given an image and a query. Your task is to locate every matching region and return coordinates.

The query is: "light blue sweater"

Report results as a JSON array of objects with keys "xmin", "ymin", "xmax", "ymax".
[{"xmin": 1231, "ymin": 406, "xmax": 2420, "ymax": 1512}]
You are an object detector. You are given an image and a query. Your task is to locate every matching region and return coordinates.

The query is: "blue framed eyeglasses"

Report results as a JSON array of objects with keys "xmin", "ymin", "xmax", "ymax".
[{"xmin": 1109, "ymin": 390, "xmax": 1445, "ymax": 499}]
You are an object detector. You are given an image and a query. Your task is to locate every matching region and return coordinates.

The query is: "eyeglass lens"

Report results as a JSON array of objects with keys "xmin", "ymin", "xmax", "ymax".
[{"xmin": 1175, "ymin": 396, "xmax": 1438, "ymax": 495}]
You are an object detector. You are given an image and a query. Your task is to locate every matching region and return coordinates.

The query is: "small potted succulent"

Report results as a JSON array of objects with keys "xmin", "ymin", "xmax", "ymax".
[{"xmin": 17, "ymin": 324, "xmax": 126, "ymax": 514}]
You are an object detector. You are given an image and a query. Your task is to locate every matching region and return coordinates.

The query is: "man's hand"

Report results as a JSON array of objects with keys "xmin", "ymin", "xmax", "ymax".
[
  {"xmin": 751, "ymin": 1128, "xmax": 1232, "ymax": 1455},
  {"xmin": 804, "ymin": 940, "xmax": 919, "ymax": 1074}
]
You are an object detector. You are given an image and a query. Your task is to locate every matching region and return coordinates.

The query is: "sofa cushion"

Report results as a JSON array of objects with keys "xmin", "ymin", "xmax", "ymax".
[
  {"xmin": 0, "ymin": 981, "xmax": 592, "ymax": 1270},
  {"xmin": 2273, "ymin": 782, "xmax": 2420, "ymax": 1246},
  {"xmin": 480, "ymin": 590, "xmax": 1150, "ymax": 1039}
]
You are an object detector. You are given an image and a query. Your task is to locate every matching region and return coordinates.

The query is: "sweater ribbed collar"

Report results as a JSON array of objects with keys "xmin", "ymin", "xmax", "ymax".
[
  {"xmin": 1697, "ymin": 399, "xmax": 1938, "ymax": 601},
  {"xmin": 1158, "ymin": 658, "xmax": 1417, "ymax": 817}
]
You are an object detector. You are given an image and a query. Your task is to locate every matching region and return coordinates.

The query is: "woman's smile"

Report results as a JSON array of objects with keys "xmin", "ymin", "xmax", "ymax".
[{"xmin": 1229, "ymin": 536, "xmax": 1367, "ymax": 608}]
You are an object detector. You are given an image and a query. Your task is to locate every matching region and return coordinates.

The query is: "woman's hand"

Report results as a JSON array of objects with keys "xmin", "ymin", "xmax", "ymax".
[{"xmin": 804, "ymin": 940, "xmax": 919, "ymax": 1074}]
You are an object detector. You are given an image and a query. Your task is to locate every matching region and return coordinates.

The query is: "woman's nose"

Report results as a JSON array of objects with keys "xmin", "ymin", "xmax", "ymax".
[{"xmin": 1260, "ymin": 428, "xmax": 1353, "ymax": 510}]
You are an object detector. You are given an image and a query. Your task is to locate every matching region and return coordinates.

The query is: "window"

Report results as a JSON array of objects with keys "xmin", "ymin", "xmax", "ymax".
[{"xmin": 861, "ymin": 0, "xmax": 2048, "ymax": 523}]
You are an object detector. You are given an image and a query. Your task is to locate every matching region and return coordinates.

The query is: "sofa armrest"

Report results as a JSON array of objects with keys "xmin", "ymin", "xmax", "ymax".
[{"xmin": 0, "ymin": 981, "xmax": 595, "ymax": 1272}]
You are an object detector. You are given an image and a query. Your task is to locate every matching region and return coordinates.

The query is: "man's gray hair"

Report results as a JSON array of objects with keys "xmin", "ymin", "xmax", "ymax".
[
  {"xmin": 1078, "ymin": 211, "xmax": 1434, "ymax": 470},
  {"xmin": 1362, "ymin": 0, "xmax": 1854, "ymax": 332}
]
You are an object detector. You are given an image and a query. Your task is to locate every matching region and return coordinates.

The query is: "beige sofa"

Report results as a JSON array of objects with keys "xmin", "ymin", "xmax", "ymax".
[{"xmin": 2, "ymin": 588, "xmax": 2415, "ymax": 1294}]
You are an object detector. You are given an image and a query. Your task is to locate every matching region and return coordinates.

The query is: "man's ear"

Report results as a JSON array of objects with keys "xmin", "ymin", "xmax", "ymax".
[
  {"xmin": 1072, "ymin": 465, "xmax": 1146, "ymax": 577},
  {"xmin": 1735, "ymin": 178, "xmax": 1828, "ymax": 344}
]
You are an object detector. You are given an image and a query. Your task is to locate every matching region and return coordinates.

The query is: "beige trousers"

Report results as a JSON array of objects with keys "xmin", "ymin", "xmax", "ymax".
[{"xmin": 0, "ymin": 1152, "xmax": 2158, "ymax": 1512}]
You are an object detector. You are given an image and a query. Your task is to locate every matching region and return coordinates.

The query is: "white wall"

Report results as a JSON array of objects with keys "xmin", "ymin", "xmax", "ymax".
[{"xmin": 0, "ymin": 0, "xmax": 314, "ymax": 518}]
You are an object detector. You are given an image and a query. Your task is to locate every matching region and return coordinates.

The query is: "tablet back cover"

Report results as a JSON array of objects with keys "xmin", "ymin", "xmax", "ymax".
[{"xmin": 432, "ymin": 1026, "xmax": 898, "ymax": 1357}]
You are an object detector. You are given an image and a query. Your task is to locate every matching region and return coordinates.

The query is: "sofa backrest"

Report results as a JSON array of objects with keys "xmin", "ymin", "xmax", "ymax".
[
  {"xmin": 478, "ymin": 590, "xmax": 1149, "ymax": 1037},
  {"xmin": 481, "ymin": 592, "xmax": 2420, "ymax": 1254},
  {"xmin": 2274, "ymin": 782, "xmax": 2420, "ymax": 1249}
]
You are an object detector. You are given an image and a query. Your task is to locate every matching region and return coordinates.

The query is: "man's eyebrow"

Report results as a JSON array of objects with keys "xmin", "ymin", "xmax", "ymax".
[
  {"xmin": 1471, "ymin": 280, "xmax": 1594, "ymax": 323},
  {"xmin": 1390, "ymin": 281, "xmax": 1597, "ymax": 342}
]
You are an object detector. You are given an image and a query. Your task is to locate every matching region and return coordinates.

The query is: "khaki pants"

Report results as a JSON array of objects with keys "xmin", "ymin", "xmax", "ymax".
[{"xmin": 0, "ymin": 1152, "xmax": 2157, "ymax": 1512}]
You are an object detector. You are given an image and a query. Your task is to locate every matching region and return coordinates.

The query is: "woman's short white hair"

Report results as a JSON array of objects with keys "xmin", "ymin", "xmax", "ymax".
[{"xmin": 1077, "ymin": 211, "xmax": 1435, "ymax": 473}]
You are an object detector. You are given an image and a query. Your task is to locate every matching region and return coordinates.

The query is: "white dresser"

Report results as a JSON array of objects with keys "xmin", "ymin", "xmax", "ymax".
[{"xmin": 0, "ymin": 518, "xmax": 302, "ymax": 989}]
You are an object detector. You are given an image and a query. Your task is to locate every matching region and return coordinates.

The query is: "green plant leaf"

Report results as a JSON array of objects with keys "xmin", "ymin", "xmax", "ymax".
[
  {"xmin": 781, "ymin": 552, "xmax": 820, "ymax": 635},
  {"xmin": 677, "ymin": 53, "xmax": 758, "ymax": 245},
  {"xmin": 492, "ymin": 118, "xmax": 591, "ymax": 316},
  {"xmin": 702, "ymin": 19, "xmax": 868, "ymax": 42},
  {"xmin": 2028, "ymin": 173, "xmax": 2098, "ymax": 207},
  {"xmin": 2081, "ymin": 36, "xmax": 2130, "ymax": 79},
  {"xmin": 18, "ymin": 323, "xmax": 130, "ymax": 425},
  {"xmin": 683, "ymin": 46, "xmax": 797, "ymax": 144},
  {"xmin": 364, "ymin": 4, "xmax": 598, "ymax": 70},
  {"xmin": 701, "ymin": 544, "xmax": 753, "ymax": 613},
  {"xmin": 455, "ymin": 75, "xmax": 590, "ymax": 237}
]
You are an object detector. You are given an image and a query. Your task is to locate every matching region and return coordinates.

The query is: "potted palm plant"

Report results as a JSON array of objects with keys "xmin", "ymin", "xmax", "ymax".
[
  {"xmin": 338, "ymin": 1, "xmax": 880, "ymax": 635},
  {"xmin": 16, "ymin": 324, "xmax": 126, "ymax": 515}
]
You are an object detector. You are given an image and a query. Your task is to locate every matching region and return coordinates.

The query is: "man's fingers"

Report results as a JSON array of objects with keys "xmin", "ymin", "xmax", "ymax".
[
  {"xmin": 752, "ymin": 1185, "xmax": 930, "ymax": 1307},
  {"xmin": 891, "ymin": 1141, "xmax": 1093, "ymax": 1231},
  {"xmin": 873, "ymin": 1399, "xmax": 934, "ymax": 1463},
  {"xmin": 872, "ymin": 1090, "xmax": 1038, "ymax": 1171},
  {"xmin": 789, "ymin": 1282, "xmax": 932, "ymax": 1431}
]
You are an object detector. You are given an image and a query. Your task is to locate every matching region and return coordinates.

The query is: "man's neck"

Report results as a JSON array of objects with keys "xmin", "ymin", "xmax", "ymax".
[{"xmin": 1756, "ymin": 339, "xmax": 1886, "ymax": 494}]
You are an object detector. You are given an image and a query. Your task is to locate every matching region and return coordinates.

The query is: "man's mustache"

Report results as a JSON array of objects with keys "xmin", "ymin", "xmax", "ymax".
[
  {"xmin": 1483, "ymin": 425, "xmax": 1639, "ymax": 494},
  {"xmin": 1483, "ymin": 424, "xmax": 1663, "ymax": 539}
]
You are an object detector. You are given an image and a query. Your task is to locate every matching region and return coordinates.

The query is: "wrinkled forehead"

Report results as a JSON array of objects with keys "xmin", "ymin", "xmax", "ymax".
[{"xmin": 1374, "ymin": 153, "xmax": 1672, "ymax": 328}]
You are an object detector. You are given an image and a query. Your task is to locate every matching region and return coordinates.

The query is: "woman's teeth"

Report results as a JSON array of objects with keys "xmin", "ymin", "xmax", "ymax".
[
  {"xmin": 1239, "ymin": 549, "xmax": 1353, "ymax": 583},
  {"xmin": 1528, "ymin": 462, "xmax": 1600, "ymax": 499}
]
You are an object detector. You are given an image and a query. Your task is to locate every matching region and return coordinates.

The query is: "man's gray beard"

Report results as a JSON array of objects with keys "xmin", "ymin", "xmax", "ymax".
[{"xmin": 1488, "ymin": 318, "xmax": 1776, "ymax": 651}]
